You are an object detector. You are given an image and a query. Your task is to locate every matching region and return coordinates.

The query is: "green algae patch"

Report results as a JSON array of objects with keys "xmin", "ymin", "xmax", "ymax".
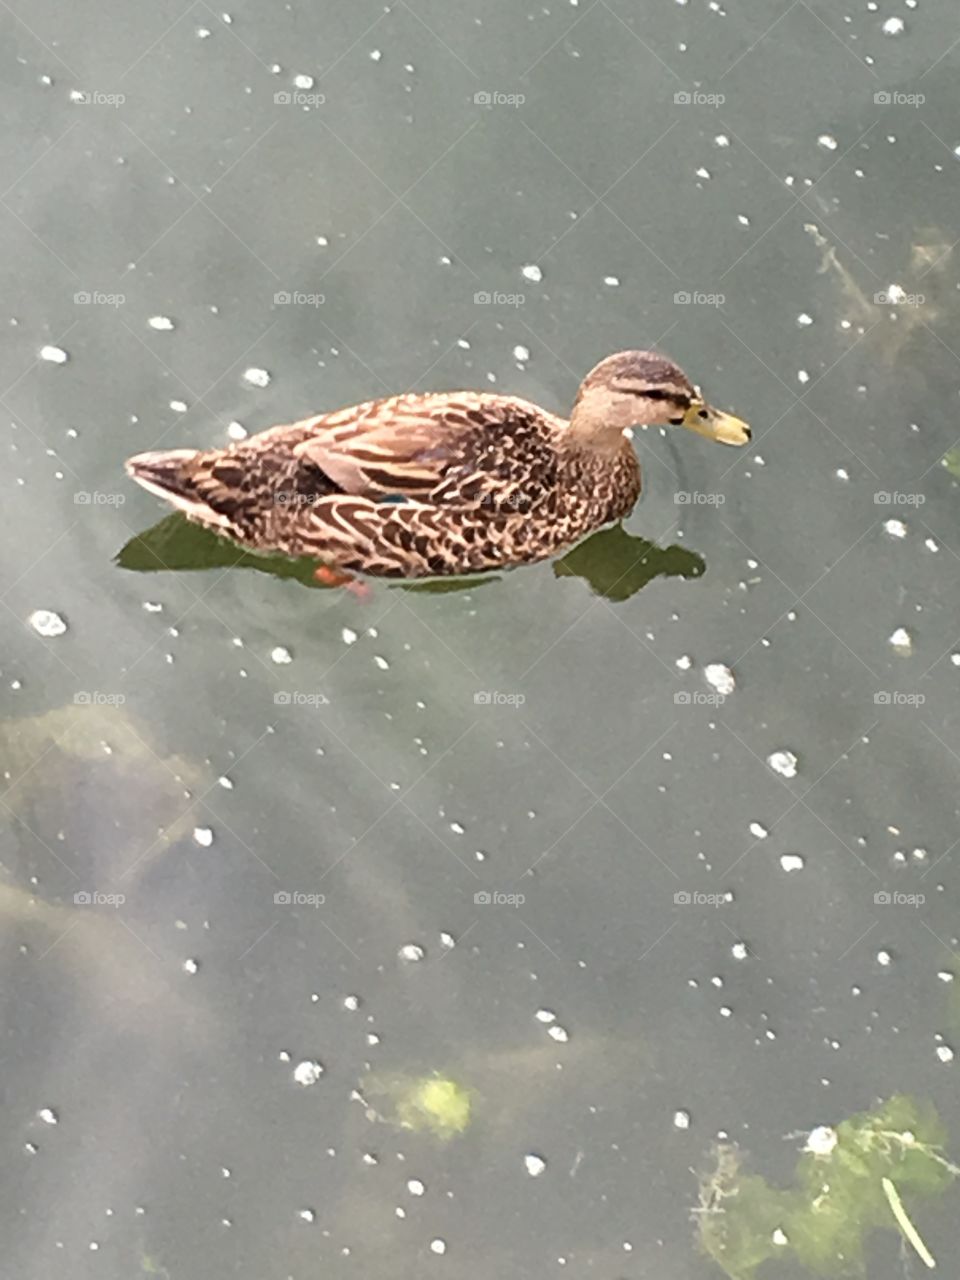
[
  {"xmin": 361, "ymin": 1073, "xmax": 473, "ymax": 1140},
  {"xmin": 696, "ymin": 1096, "xmax": 957, "ymax": 1279}
]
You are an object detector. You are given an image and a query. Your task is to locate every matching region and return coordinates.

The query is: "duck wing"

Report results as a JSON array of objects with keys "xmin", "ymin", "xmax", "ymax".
[{"xmin": 292, "ymin": 392, "xmax": 560, "ymax": 508}]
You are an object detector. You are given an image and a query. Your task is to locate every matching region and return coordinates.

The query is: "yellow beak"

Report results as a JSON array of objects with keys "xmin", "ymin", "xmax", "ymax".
[{"xmin": 681, "ymin": 402, "xmax": 751, "ymax": 447}]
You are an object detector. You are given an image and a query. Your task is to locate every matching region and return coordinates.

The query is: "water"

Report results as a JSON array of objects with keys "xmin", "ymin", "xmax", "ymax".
[{"xmin": 4, "ymin": 1, "xmax": 960, "ymax": 1276}]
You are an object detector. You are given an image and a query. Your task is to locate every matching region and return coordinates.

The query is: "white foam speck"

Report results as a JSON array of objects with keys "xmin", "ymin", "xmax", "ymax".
[
  {"xmin": 148, "ymin": 316, "xmax": 174, "ymax": 331},
  {"xmin": 780, "ymin": 853, "xmax": 805, "ymax": 873},
  {"xmin": 193, "ymin": 827, "xmax": 214, "ymax": 847},
  {"xmin": 704, "ymin": 663, "xmax": 735, "ymax": 695},
  {"xmin": 243, "ymin": 367, "xmax": 271, "ymax": 388},
  {"xmin": 521, "ymin": 264, "xmax": 543, "ymax": 283},
  {"xmin": 524, "ymin": 1153, "xmax": 547, "ymax": 1176},
  {"xmin": 817, "ymin": 134, "xmax": 838, "ymax": 151},
  {"xmin": 294, "ymin": 74, "xmax": 314, "ymax": 89},
  {"xmin": 293, "ymin": 1059, "xmax": 324, "ymax": 1086},
  {"xmin": 767, "ymin": 750, "xmax": 798, "ymax": 778},
  {"xmin": 40, "ymin": 345, "xmax": 68, "ymax": 364},
  {"xmin": 29, "ymin": 609, "xmax": 67, "ymax": 637},
  {"xmin": 889, "ymin": 627, "xmax": 912, "ymax": 655}
]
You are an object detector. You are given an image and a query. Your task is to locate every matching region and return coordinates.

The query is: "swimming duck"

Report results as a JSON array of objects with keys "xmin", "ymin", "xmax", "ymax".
[{"xmin": 125, "ymin": 350, "xmax": 750, "ymax": 581}]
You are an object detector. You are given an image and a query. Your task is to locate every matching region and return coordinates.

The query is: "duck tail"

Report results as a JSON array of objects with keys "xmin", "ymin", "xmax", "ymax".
[{"xmin": 125, "ymin": 449, "xmax": 201, "ymax": 502}]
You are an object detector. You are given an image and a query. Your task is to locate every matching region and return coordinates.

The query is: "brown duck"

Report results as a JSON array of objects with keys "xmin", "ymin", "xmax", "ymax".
[{"xmin": 126, "ymin": 350, "xmax": 750, "ymax": 582}]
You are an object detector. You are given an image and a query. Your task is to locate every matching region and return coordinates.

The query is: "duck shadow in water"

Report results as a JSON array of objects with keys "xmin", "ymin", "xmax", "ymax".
[{"xmin": 117, "ymin": 516, "xmax": 706, "ymax": 603}]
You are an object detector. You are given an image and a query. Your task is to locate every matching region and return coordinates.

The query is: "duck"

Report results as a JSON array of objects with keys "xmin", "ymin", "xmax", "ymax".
[{"xmin": 125, "ymin": 350, "xmax": 750, "ymax": 582}]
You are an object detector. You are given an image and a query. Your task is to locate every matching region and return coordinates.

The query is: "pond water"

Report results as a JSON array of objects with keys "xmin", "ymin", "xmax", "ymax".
[{"xmin": 4, "ymin": 1, "xmax": 960, "ymax": 1277}]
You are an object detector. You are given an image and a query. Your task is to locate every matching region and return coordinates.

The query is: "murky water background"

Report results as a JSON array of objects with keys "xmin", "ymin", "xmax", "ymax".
[{"xmin": 4, "ymin": 1, "xmax": 960, "ymax": 1276}]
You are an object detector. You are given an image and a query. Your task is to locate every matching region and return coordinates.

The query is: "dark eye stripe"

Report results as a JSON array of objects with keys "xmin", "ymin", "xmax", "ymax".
[{"xmin": 632, "ymin": 388, "xmax": 690, "ymax": 409}]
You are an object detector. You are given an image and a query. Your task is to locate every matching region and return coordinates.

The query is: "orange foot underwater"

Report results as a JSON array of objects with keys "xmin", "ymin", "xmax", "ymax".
[{"xmin": 313, "ymin": 564, "xmax": 372, "ymax": 600}]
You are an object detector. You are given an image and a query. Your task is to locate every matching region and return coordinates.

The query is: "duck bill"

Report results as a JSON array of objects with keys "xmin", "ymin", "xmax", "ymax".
[{"xmin": 682, "ymin": 403, "xmax": 751, "ymax": 447}]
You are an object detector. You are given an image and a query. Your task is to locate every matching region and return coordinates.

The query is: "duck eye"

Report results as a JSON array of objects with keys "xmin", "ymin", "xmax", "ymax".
[{"xmin": 697, "ymin": 408, "xmax": 709, "ymax": 420}]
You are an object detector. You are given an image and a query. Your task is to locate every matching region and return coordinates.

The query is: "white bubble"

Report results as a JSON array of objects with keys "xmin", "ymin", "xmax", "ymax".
[
  {"xmin": 39, "ymin": 345, "xmax": 68, "ymax": 364},
  {"xmin": 673, "ymin": 1110, "xmax": 691, "ymax": 1130},
  {"xmin": 749, "ymin": 822, "xmax": 769, "ymax": 839},
  {"xmin": 293, "ymin": 1059, "xmax": 324, "ymax": 1086},
  {"xmin": 271, "ymin": 646, "xmax": 293, "ymax": 664},
  {"xmin": 294, "ymin": 74, "xmax": 314, "ymax": 89},
  {"xmin": 148, "ymin": 316, "xmax": 174, "ymax": 331},
  {"xmin": 243, "ymin": 367, "xmax": 271, "ymax": 388},
  {"xmin": 804, "ymin": 1125, "xmax": 837, "ymax": 1155},
  {"xmin": 407, "ymin": 1178, "xmax": 425, "ymax": 1195},
  {"xmin": 29, "ymin": 610, "xmax": 67, "ymax": 638},
  {"xmin": 521, "ymin": 264, "xmax": 543, "ymax": 283},
  {"xmin": 889, "ymin": 627, "xmax": 912, "ymax": 655},
  {"xmin": 780, "ymin": 853, "xmax": 805, "ymax": 873},
  {"xmin": 767, "ymin": 750, "xmax": 798, "ymax": 779},
  {"xmin": 704, "ymin": 663, "xmax": 735, "ymax": 695},
  {"xmin": 399, "ymin": 943, "xmax": 425, "ymax": 962},
  {"xmin": 524, "ymin": 1153, "xmax": 547, "ymax": 1176},
  {"xmin": 430, "ymin": 1238, "xmax": 446, "ymax": 1255},
  {"xmin": 817, "ymin": 134, "xmax": 838, "ymax": 151},
  {"xmin": 193, "ymin": 827, "xmax": 214, "ymax": 847},
  {"xmin": 513, "ymin": 345, "xmax": 530, "ymax": 361},
  {"xmin": 881, "ymin": 16, "xmax": 905, "ymax": 35},
  {"xmin": 883, "ymin": 519, "xmax": 907, "ymax": 538}
]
